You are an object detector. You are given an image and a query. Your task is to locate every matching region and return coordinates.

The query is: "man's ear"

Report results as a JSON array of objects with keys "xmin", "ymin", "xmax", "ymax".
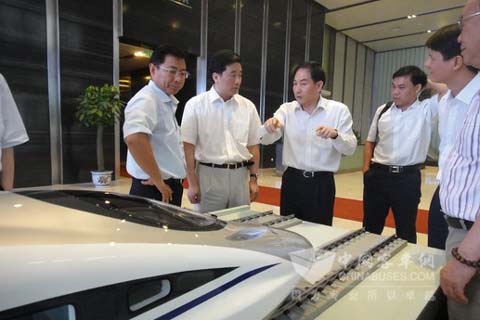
[
  {"xmin": 415, "ymin": 83, "xmax": 423, "ymax": 94},
  {"xmin": 212, "ymin": 72, "xmax": 219, "ymax": 84},
  {"xmin": 316, "ymin": 80, "xmax": 324, "ymax": 93},
  {"xmin": 149, "ymin": 63, "xmax": 156, "ymax": 77}
]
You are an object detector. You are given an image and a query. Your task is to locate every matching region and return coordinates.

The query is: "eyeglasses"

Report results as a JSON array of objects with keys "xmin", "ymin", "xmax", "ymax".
[
  {"xmin": 457, "ymin": 11, "xmax": 480, "ymax": 29},
  {"xmin": 157, "ymin": 65, "xmax": 191, "ymax": 79}
]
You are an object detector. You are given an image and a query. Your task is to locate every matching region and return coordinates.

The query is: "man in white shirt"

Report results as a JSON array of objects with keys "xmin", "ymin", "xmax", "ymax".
[
  {"xmin": 123, "ymin": 45, "xmax": 188, "ymax": 206},
  {"xmin": 424, "ymin": 24, "xmax": 479, "ymax": 250},
  {"xmin": 439, "ymin": 0, "xmax": 480, "ymax": 318},
  {"xmin": 181, "ymin": 50, "xmax": 261, "ymax": 213},
  {"xmin": 363, "ymin": 66, "xmax": 436, "ymax": 243},
  {"xmin": 0, "ymin": 74, "xmax": 29, "ymax": 191},
  {"xmin": 259, "ymin": 62, "xmax": 357, "ymax": 225}
]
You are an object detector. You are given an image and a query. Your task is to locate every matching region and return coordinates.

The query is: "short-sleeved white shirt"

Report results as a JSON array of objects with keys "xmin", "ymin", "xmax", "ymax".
[
  {"xmin": 258, "ymin": 97, "xmax": 357, "ymax": 172},
  {"xmin": 181, "ymin": 87, "xmax": 261, "ymax": 164},
  {"xmin": 123, "ymin": 81, "xmax": 186, "ymax": 180},
  {"xmin": 367, "ymin": 97, "xmax": 439, "ymax": 166},
  {"xmin": 437, "ymin": 73, "xmax": 480, "ymax": 181},
  {"xmin": 0, "ymin": 74, "xmax": 29, "ymax": 171}
]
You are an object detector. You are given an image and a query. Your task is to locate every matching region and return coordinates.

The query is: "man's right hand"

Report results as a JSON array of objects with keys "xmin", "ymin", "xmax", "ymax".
[
  {"xmin": 188, "ymin": 183, "xmax": 201, "ymax": 204},
  {"xmin": 155, "ymin": 180, "xmax": 173, "ymax": 203},
  {"xmin": 264, "ymin": 117, "xmax": 283, "ymax": 133}
]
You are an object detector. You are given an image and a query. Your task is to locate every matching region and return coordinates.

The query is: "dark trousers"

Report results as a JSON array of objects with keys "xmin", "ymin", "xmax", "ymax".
[
  {"xmin": 129, "ymin": 177, "xmax": 184, "ymax": 207},
  {"xmin": 363, "ymin": 168, "xmax": 421, "ymax": 243},
  {"xmin": 280, "ymin": 167, "xmax": 335, "ymax": 225},
  {"xmin": 428, "ymin": 186, "xmax": 448, "ymax": 249}
]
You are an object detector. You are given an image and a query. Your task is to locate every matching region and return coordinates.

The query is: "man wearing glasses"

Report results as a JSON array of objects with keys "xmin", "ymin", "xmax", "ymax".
[
  {"xmin": 123, "ymin": 45, "xmax": 189, "ymax": 206},
  {"xmin": 439, "ymin": 0, "xmax": 480, "ymax": 319}
]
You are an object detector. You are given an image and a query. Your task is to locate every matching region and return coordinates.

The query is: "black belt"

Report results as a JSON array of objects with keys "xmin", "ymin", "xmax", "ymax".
[
  {"xmin": 444, "ymin": 215, "xmax": 474, "ymax": 230},
  {"xmin": 199, "ymin": 160, "xmax": 252, "ymax": 169},
  {"xmin": 133, "ymin": 177, "xmax": 183, "ymax": 184},
  {"xmin": 287, "ymin": 167, "xmax": 333, "ymax": 178},
  {"xmin": 370, "ymin": 162, "xmax": 421, "ymax": 174}
]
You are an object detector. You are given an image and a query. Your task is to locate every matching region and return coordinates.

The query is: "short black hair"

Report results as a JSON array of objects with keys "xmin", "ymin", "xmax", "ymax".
[
  {"xmin": 292, "ymin": 61, "xmax": 326, "ymax": 83},
  {"xmin": 426, "ymin": 24, "xmax": 478, "ymax": 73},
  {"xmin": 208, "ymin": 49, "xmax": 241, "ymax": 77},
  {"xmin": 150, "ymin": 45, "xmax": 187, "ymax": 65},
  {"xmin": 392, "ymin": 65, "xmax": 427, "ymax": 88}
]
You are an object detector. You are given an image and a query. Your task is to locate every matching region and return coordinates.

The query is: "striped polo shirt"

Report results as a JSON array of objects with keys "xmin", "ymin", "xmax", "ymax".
[{"xmin": 440, "ymin": 91, "xmax": 480, "ymax": 221}]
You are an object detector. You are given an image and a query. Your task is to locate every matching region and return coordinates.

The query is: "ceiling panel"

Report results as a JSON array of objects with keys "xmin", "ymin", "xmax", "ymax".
[
  {"xmin": 313, "ymin": 0, "xmax": 372, "ymax": 10},
  {"xmin": 322, "ymin": 0, "xmax": 464, "ymax": 31},
  {"xmin": 365, "ymin": 32, "xmax": 432, "ymax": 52},
  {"xmin": 314, "ymin": 0, "xmax": 466, "ymax": 52},
  {"xmin": 343, "ymin": 9, "xmax": 460, "ymax": 43}
]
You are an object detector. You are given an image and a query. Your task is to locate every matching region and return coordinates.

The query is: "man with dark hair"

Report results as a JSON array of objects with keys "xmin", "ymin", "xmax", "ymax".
[
  {"xmin": 439, "ymin": 0, "xmax": 480, "ymax": 318},
  {"xmin": 123, "ymin": 45, "xmax": 189, "ymax": 206},
  {"xmin": 362, "ymin": 65, "xmax": 437, "ymax": 243},
  {"xmin": 259, "ymin": 61, "xmax": 356, "ymax": 225},
  {"xmin": 424, "ymin": 24, "xmax": 479, "ymax": 250},
  {"xmin": 181, "ymin": 49, "xmax": 261, "ymax": 212}
]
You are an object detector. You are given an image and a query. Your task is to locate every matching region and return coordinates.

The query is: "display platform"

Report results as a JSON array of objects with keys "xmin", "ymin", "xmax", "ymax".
[{"xmin": 212, "ymin": 206, "xmax": 446, "ymax": 320}]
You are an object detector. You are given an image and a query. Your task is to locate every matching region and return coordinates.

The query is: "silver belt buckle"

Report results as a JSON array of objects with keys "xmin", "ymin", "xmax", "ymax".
[
  {"xmin": 303, "ymin": 171, "xmax": 314, "ymax": 178},
  {"xmin": 459, "ymin": 219, "xmax": 468, "ymax": 230},
  {"xmin": 390, "ymin": 166, "xmax": 401, "ymax": 173}
]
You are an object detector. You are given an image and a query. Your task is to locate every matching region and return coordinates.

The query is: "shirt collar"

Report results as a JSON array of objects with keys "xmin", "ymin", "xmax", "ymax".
[
  {"xmin": 208, "ymin": 86, "xmax": 237, "ymax": 104},
  {"xmin": 394, "ymin": 99, "xmax": 420, "ymax": 111},
  {"xmin": 148, "ymin": 81, "xmax": 179, "ymax": 105},
  {"xmin": 455, "ymin": 73, "xmax": 480, "ymax": 106},
  {"xmin": 294, "ymin": 96, "xmax": 326, "ymax": 112}
]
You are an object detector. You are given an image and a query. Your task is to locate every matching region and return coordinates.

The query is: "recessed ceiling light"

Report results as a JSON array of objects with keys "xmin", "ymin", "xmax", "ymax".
[
  {"xmin": 134, "ymin": 51, "xmax": 148, "ymax": 58},
  {"xmin": 427, "ymin": 30, "xmax": 432, "ymax": 33}
]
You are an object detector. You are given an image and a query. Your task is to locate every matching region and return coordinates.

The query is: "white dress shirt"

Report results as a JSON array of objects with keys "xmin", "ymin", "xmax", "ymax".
[
  {"xmin": 181, "ymin": 86, "xmax": 261, "ymax": 164},
  {"xmin": 440, "ymin": 90, "xmax": 480, "ymax": 221},
  {"xmin": 367, "ymin": 97, "xmax": 439, "ymax": 166},
  {"xmin": 437, "ymin": 73, "xmax": 480, "ymax": 181},
  {"xmin": 259, "ymin": 97, "xmax": 357, "ymax": 172},
  {"xmin": 0, "ymin": 74, "xmax": 29, "ymax": 172},
  {"xmin": 123, "ymin": 81, "xmax": 186, "ymax": 180}
]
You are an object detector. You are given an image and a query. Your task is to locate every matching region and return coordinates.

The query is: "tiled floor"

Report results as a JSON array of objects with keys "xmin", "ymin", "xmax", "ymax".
[{"xmin": 34, "ymin": 166, "xmax": 440, "ymax": 247}]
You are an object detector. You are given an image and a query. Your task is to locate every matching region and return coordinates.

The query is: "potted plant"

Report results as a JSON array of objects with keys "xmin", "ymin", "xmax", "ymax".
[{"xmin": 76, "ymin": 84, "xmax": 125, "ymax": 186}]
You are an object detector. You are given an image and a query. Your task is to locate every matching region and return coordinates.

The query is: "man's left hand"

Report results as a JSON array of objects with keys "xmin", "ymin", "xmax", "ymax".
[
  {"xmin": 316, "ymin": 126, "xmax": 337, "ymax": 139},
  {"xmin": 249, "ymin": 180, "xmax": 259, "ymax": 202},
  {"xmin": 440, "ymin": 257, "xmax": 477, "ymax": 304}
]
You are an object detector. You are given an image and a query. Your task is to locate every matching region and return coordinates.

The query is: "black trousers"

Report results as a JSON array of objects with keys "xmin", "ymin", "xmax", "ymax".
[
  {"xmin": 129, "ymin": 177, "xmax": 184, "ymax": 207},
  {"xmin": 280, "ymin": 167, "xmax": 335, "ymax": 225},
  {"xmin": 363, "ymin": 168, "xmax": 421, "ymax": 243},
  {"xmin": 428, "ymin": 186, "xmax": 448, "ymax": 249}
]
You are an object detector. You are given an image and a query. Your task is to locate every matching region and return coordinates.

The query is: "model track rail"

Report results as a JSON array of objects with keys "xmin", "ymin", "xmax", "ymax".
[{"xmin": 269, "ymin": 229, "xmax": 407, "ymax": 319}]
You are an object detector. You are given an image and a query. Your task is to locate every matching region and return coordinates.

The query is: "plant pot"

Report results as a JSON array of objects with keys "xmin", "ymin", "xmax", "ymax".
[{"xmin": 91, "ymin": 170, "xmax": 113, "ymax": 186}]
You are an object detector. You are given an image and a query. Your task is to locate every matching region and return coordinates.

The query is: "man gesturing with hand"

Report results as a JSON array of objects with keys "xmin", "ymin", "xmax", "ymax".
[{"xmin": 259, "ymin": 61, "xmax": 356, "ymax": 225}]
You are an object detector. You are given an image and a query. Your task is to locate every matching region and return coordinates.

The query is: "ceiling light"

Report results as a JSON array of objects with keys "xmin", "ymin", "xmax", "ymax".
[
  {"xmin": 407, "ymin": 14, "xmax": 417, "ymax": 19},
  {"xmin": 427, "ymin": 30, "xmax": 432, "ymax": 33},
  {"xmin": 134, "ymin": 51, "xmax": 148, "ymax": 58}
]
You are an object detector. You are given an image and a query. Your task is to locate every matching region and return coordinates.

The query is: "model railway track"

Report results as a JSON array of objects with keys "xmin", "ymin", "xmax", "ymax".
[
  {"xmin": 269, "ymin": 229, "xmax": 408, "ymax": 320},
  {"xmin": 215, "ymin": 206, "xmax": 303, "ymax": 229}
]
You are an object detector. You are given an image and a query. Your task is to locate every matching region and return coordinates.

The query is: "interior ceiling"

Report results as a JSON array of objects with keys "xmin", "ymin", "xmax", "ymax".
[
  {"xmin": 316, "ymin": 0, "xmax": 465, "ymax": 52},
  {"xmin": 120, "ymin": 43, "xmax": 151, "ymax": 73}
]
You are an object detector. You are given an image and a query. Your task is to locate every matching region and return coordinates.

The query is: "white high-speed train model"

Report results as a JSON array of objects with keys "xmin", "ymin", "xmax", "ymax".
[{"xmin": 0, "ymin": 190, "xmax": 312, "ymax": 320}]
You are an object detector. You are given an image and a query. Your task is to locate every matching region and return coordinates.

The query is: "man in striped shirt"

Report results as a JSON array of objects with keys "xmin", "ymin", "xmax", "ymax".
[{"xmin": 439, "ymin": 0, "xmax": 480, "ymax": 318}]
